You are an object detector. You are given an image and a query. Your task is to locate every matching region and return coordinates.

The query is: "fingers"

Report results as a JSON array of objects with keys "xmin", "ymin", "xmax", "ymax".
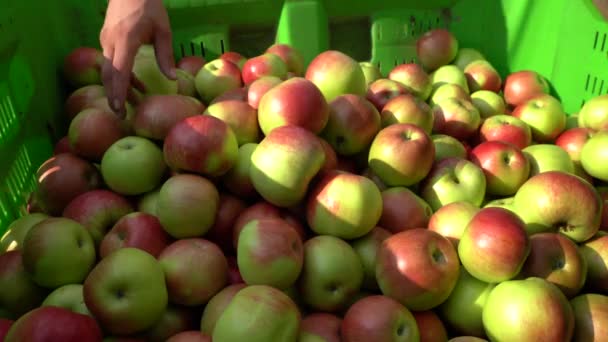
[
  {"xmin": 101, "ymin": 44, "xmax": 116, "ymax": 114},
  {"xmin": 154, "ymin": 27, "xmax": 177, "ymax": 80},
  {"xmin": 110, "ymin": 37, "xmax": 140, "ymax": 118}
]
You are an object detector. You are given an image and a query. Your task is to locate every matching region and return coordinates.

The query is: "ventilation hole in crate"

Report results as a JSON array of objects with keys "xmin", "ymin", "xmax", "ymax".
[
  {"xmin": 220, "ymin": 39, "xmax": 225, "ymax": 54},
  {"xmin": 594, "ymin": 31, "xmax": 599, "ymax": 50},
  {"xmin": 377, "ymin": 61, "xmax": 382, "ymax": 70},
  {"xmin": 600, "ymin": 79, "xmax": 605, "ymax": 94},
  {"xmin": 180, "ymin": 44, "xmax": 186, "ymax": 58},
  {"xmin": 582, "ymin": 98, "xmax": 586, "ymax": 108},
  {"xmin": 593, "ymin": 76, "xmax": 598, "ymax": 94},
  {"xmin": 602, "ymin": 33, "xmax": 607, "ymax": 52},
  {"xmin": 586, "ymin": 74, "xmax": 591, "ymax": 91},
  {"xmin": 190, "ymin": 42, "xmax": 196, "ymax": 55},
  {"xmin": 200, "ymin": 42, "xmax": 206, "ymax": 57}
]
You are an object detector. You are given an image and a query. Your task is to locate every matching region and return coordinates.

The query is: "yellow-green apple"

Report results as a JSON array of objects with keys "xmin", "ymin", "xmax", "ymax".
[
  {"xmin": 64, "ymin": 84, "xmax": 106, "ymax": 120},
  {"xmin": 305, "ymin": 50, "xmax": 367, "ymax": 102},
  {"xmin": 157, "ymin": 174, "xmax": 219, "ymax": 239},
  {"xmin": 431, "ymin": 65, "xmax": 470, "ymax": 93},
  {"xmin": 350, "ymin": 227, "xmax": 392, "ymax": 291},
  {"xmin": 483, "ymin": 196, "xmax": 517, "ymax": 214},
  {"xmin": 432, "ymin": 98, "xmax": 481, "ymax": 141},
  {"xmin": 320, "ymin": 94, "xmax": 381, "ymax": 156},
  {"xmin": 132, "ymin": 94, "xmax": 204, "ymax": 141},
  {"xmin": 470, "ymin": 90, "xmax": 506, "ymax": 118},
  {"xmin": 137, "ymin": 188, "xmax": 160, "ymax": 216},
  {"xmin": 555, "ymin": 127, "xmax": 596, "ymax": 175},
  {"xmin": 378, "ymin": 187, "xmax": 432, "ymax": 234},
  {"xmin": 482, "ymin": 277, "xmax": 574, "ymax": 341},
  {"xmin": 177, "ymin": 56, "xmax": 206, "ymax": 76},
  {"xmin": 469, "ymin": 140, "xmax": 531, "ymax": 196},
  {"xmin": 360, "ymin": 62, "xmax": 382, "ymax": 86},
  {"xmin": 204, "ymin": 99, "xmax": 260, "ymax": 145},
  {"xmin": 578, "ymin": 94, "xmax": 608, "ymax": 131},
  {"xmin": 99, "ymin": 212, "xmax": 170, "ymax": 259},
  {"xmin": 581, "ymin": 131, "xmax": 608, "ymax": 182},
  {"xmin": 167, "ymin": 331, "xmax": 212, "ymax": 342},
  {"xmin": 412, "ymin": 311, "xmax": 449, "ymax": 342},
  {"xmin": 33, "ymin": 153, "xmax": 102, "ymax": 216},
  {"xmin": 200, "ymin": 283, "xmax": 246, "ymax": 334},
  {"xmin": 266, "ymin": 44, "xmax": 305, "ymax": 76},
  {"xmin": 464, "ymin": 60, "xmax": 501, "ymax": 93},
  {"xmin": 429, "ymin": 83, "xmax": 471, "ymax": 106},
  {"xmin": 101, "ymin": 136, "xmax": 167, "ymax": 195},
  {"xmin": 22, "ymin": 217, "xmax": 96, "ymax": 288},
  {"xmin": 299, "ymin": 313, "xmax": 341, "ymax": 342},
  {"xmin": 380, "ymin": 93, "xmax": 433, "ymax": 133},
  {"xmin": 221, "ymin": 143, "xmax": 258, "ymax": 199},
  {"xmin": 0, "ymin": 319, "xmax": 11, "ymax": 340},
  {"xmin": 452, "ymin": 48, "xmax": 485, "ymax": 70},
  {"xmin": 241, "ymin": 53, "xmax": 288, "ymax": 85},
  {"xmin": 579, "ymin": 233, "xmax": 608, "ymax": 293},
  {"xmin": 438, "ymin": 268, "xmax": 495, "ymax": 338},
  {"xmin": 247, "ymin": 76, "xmax": 282, "ymax": 109},
  {"xmin": 220, "ymin": 51, "xmax": 247, "ymax": 69},
  {"xmin": 257, "ymin": 77, "xmax": 329, "ymax": 135},
  {"xmin": 416, "ymin": 29, "xmax": 458, "ymax": 71},
  {"xmin": 163, "ymin": 115, "xmax": 238, "ymax": 177},
  {"xmin": 420, "ymin": 157, "xmax": 487, "ymax": 211},
  {"xmin": 237, "ymin": 218, "xmax": 303, "ymax": 289},
  {"xmin": 368, "ymin": 123, "xmax": 435, "ymax": 187},
  {"xmin": 299, "ymin": 235, "xmax": 364, "ymax": 312},
  {"xmin": 503, "ymin": 70, "xmax": 550, "ymax": 107},
  {"xmin": 388, "ymin": 63, "xmax": 432, "ymax": 101},
  {"xmin": 428, "ymin": 201, "xmax": 480, "ymax": 247},
  {"xmin": 195, "ymin": 59, "xmax": 242, "ymax": 103},
  {"xmin": 365, "ymin": 78, "xmax": 408, "ymax": 112},
  {"xmin": 132, "ymin": 46, "xmax": 178, "ymax": 95},
  {"xmin": 62, "ymin": 189, "xmax": 134, "ymax": 245},
  {"xmin": 431, "ymin": 134, "xmax": 467, "ymax": 162},
  {"xmin": 522, "ymin": 144, "xmax": 575, "ymax": 177},
  {"xmin": 142, "ymin": 304, "xmax": 198, "ymax": 342},
  {"xmin": 84, "ymin": 247, "xmax": 168, "ymax": 335},
  {"xmin": 519, "ymin": 232, "xmax": 587, "ymax": 298},
  {"xmin": 478, "ymin": 114, "xmax": 532, "ymax": 149},
  {"xmin": 4, "ymin": 306, "xmax": 103, "ymax": 342},
  {"xmin": 513, "ymin": 171, "xmax": 602, "ymax": 241},
  {"xmin": 341, "ymin": 295, "xmax": 420, "ymax": 342},
  {"xmin": 0, "ymin": 213, "xmax": 48, "ymax": 252},
  {"xmin": 54, "ymin": 136, "xmax": 75, "ymax": 155},
  {"xmin": 512, "ymin": 94, "xmax": 566, "ymax": 143},
  {"xmin": 458, "ymin": 207, "xmax": 530, "ymax": 283},
  {"xmin": 62, "ymin": 46, "xmax": 103, "ymax": 88},
  {"xmin": 570, "ymin": 293, "xmax": 608, "ymax": 341},
  {"xmin": 0, "ymin": 251, "xmax": 47, "ymax": 319},
  {"xmin": 210, "ymin": 87, "xmax": 248, "ymax": 104},
  {"xmin": 306, "ymin": 170, "xmax": 383, "ymax": 239},
  {"xmin": 42, "ymin": 283, "xmax": 91, "ymax": 316},
  {"xmin": 376, "ymin": 228, "xmax": 460, "ymax": 311},
  {"xmin": 176, "ymin": 69, "xmax": 197, "ymax": 97},
  {"xmin": 159, "ymin": 239, "xmax": 227, "ymax": 306},
  {"xmin": 212, "ymin": 285, "xmax": 300, "ymax": 341},
  {"xmin": 250, "ymin": 125, "xmax": 326, "ymax": 207},
  {"xmin": 205, "ymin": 193, "xmax": 247, "ymax": 256}
]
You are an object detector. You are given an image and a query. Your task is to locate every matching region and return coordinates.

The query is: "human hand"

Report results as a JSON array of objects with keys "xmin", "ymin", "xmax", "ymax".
[
  {"xmin": 594, "ymin": 0, "xmax": 608, "ymax": 20},
  {"xmin": 100, "ymin": 0, "xmax": 177, "ymax": 117}
]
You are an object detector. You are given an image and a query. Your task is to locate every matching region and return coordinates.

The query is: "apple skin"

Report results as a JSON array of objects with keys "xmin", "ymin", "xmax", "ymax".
[
  {"xmin": 431, "ymin": 134, "xmax": 467, "ymax": 162},
  {"xmin": 0, "ymin": 213, "xmax": 49, "ymax": 252},
  {"xmin": 428, "ymin": 201, "xmax": 480, "ymax": 247},
  {"xmin": 99, "ymin": 211, "xmax": 170, "ymax": 259},
  {"xmin": 570, "ymin": 293, "xmax": 608, "ymax": 341},
  {"xmin": 581, "ymin": 131, "xmax": 608, "ymax": 182},
  {"xmin": 195, "ymin": 58, "xmax": 243, "ymax": 103},
  {"xmin": 204, "ymin": 99, "xmax": 260, "ymax": 146},
  {"xmin": 555, "ymin": 127, "xmax": 595, "ymax": 167},
  {"xmin": 464, "ymin": 60, "xmax": 502, "ymax": 93},
  {"xmin": 512, "ymin": 94, "xmax": 566, "ymax": 143},
  {"xmin": 299, "ymin": 313, "xmax": 342, "ymax": 342},
  {"xmin": 413, "ymin": 310, "xmax": 449, "ymax": 342},
  {"xmin": 453, "ymin": 48, "xmax": 485, "ymax": 70},
  {"xmin": 167, "ymin": 331, "xmax": 212, "ymax": 342},
  {"xmin": 368, "ymin": 123, "xmax": 435, "ymax": 187},
  {"xmin": 350, "ymin": 227, "xmax": 392, "ymax": 291},
  {"xmin": 84, "ymin": 248, "xmax": 168, "ymax": 335},
  {"xmin": 133, "ymin": 46, "xmax": 178, "ymax": 95},
  {"xmin": 523, "ymin": 144, "xmax": 575, "ymax": 177},
  {"xmin": 578, "ymin": 94, "xmax": 608, "ymax": 131},
  {"xmin": 306, "ymin": 170, "xmax": 383, "ymax": 240},
  {"xmin": 241, "ymin": 53, "xmax": 288, "ymax": 85},
  {"xmin": 220, "ymin": 51, "xmax": 247, "ymax": 69},
  {"xmin": 205, "ymin": 193, "xmax": 247, "ymax": 256},
  {"xmin": 341, "ymin": 295, "xmax": 420, "ymax": 342},
  {"xmin": 438, "ymin": 268, "xmax": 495, "ymax": 338},
  {"xmin": 221, "ymin": 142, "xmax": 259, "ymax": 200},
  {"xmin": 4, "ymin": 306, "xmax": 103, "ymax": 342},
  {"xmin": 478, "ymin": 114, "xmax": 533, "ymax": 150},
  {"xmin": 210, "ymin": 87, "xmax": 248, "ymax": 104},
  {"xmin": 250, "ymin": 125, "xmax": 326, "ymax": 208},
  {"xmin": 305, "ymin": 50, "xmax": 367, "ymax": 102},
  {"xmin": 54, "ymin": 136, "xmax": 75, "ymax": 155},
  {"xmin": 0, "ymin": 251, "xmax": 47, "ymax": 319},
  {"xmin": 298, "ymin": 235, "xmax": 364, "ymax": 312},
  {"xmin": 257, "ymin": 77, "xmax": 330, "ymax": 135},
  {"xmin": 132, "ymin": 94, "xmax": 204, "ymax": 141},
  {"xmin": 177, "ymin": 56, "xmax": 206, "ymax": 76},
  {"xmin": 416, "ymin": 29, "xmax": 459, "ymax": 71},
  {"xmin": 469, "ymin": 140, "xmax": 531, "ymax": 196},
  {"xmin": 0, "ymin": 319, "xmax": 12, "ymax": 340},
  {"xmin": 432, "ymin": 98, "xmax": 481, "ymax": 141},
  {"xmin": 503, "ymin": 70, "xmax": 550, "ymax": 107},
  {"xmin": 33, "ymin": 153, "xmax": 102, "ymax": 216},
  {"xmin": 247, "ymin": 76, "xmax": 282, "ymax": 109},
  {"xmin": 470, "ymin": 90, "xmax": 506, "ymax": 118},
  {"xmin": 380, "ymin": 93, "xmax": 434, "ymax": 133},
  {"xmin": 365, "ymin": 78, "xmax": 408, "ymax": 112},
  {"xmin": 157, "ymin": 174, "xmax": 220, "ymax": 239},
  {"xmin": 68, "ymin": 108, "xmax": 127, "ymax": 161},
  {"xmin": 64, "ymin": 84, "xmax": 106, "ymax": 120},
  {"xmin": 519, "ymin": 232, "xmax": 587, "ymax": 298},
  {"xmin": 579, "ymin": 233, "xmax": 608, "ymax": 294},
  {"xmin": 266, "ymin": 44, "xmax": 305, "ymax": 76},
  {"xmin": 421, "ymin": 157, "xmax": 487, "ymax": 211},
  {"xmin": 482, "ymin": 277, "xmax": 574, "ymax": 342},
  {"xmin": 379, "ymin": 187, "xmax": 432, "ymax": 234},
  {"xmin": 360, "ymin": 62, "xmax": 382, "ymax": 86},
  {"xmin": 513, "ymin": 171, "xmax": 602, "ymax": 241},
  {"xmin": 22, "ymin": 217, "xmax": 96, "ymax": 288},
  {"xmin": 431, "ymin": 65, "xmax": 470, "ymax": 94},
  {"xmin": 62, "ymin": 46, "xmax": 103, "ymax": 88},
  {"xmin": 170, "ymin": 69, "xmax": 198, "ymax": 99},
  {"xmin": 212, "ymin": 285, "xmax": 300, "ymax": 341},
  {"xmin": 200, "ymin": 283, "xmax": 246, "ymax": 334},
  {"xmin": 429, "ymin": 83, "xmax": 471, "ymax": 106},
  {"xmin": 376, "ymin": 228, "xmax": 460, "ymax": 311},
  {"xmin": 42, "ymin": 283, "xmax": 91, "ymax": 316},
  {"xmin": 458, "ymin": 207, "xmax": 530, "ymax": 283},
  {"xmin": 388, "ymin": 63, "xmax": 432, "ymax": 101}
]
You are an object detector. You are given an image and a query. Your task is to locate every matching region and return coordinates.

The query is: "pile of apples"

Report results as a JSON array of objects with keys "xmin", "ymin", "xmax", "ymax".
[{"xmin": 0, "ymin": 26, "xmax": 607, "ymax": 342}]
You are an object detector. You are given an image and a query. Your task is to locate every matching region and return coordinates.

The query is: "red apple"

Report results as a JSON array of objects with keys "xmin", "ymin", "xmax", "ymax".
[
  {"xmin": 365, "ymin": 78, "xmax": 408, "ymax": 112},
  {"xmin": 305, "ymin": 50, "xmax": 367, "ymax": 102},
  {"xmin": 318, "ymin": 137, "xmax": 340, "ymax": 173},
  {"xmin": 388, "ymin": 63, "xmax": 433, "ymax": 101},
  {"xmin": 166, "ymin": 331, "xmax": 212, "ymax": 342},
  {"xmin": 428, "ymin": 201, "xmax": 480, "ymax": 247},
  {"xmin": 464, "ymin": 60, "xmax": 502, "ymax": 93},
  {"xmin": 469, "ymin": 141, "xmax": 530, "ymax": 196},
  {"xmin": 266, "ymin": 44, "xmax": 305, "ymax": 76},
  {"xmin": 247, "ymin": 76, "xmax": 282, "ymax": 109},
  {"xmin": 68, "ymin": 108, "xmax": 126, "ymax": 161},
  {"xmin": 64, "ymin": 84, "xmax": 106, "ymax": 120},
  {"xmin": 380, "ymin": 93, "xmax": 433, "ymax": 133},
  {"xmin": 53, "ymin": 136, "xmax": 74, "ymax": 155},
  {"xmin": 0, "ymin": 251, "xmax": 47, "ymax": 319},
  {"xmin": 100, "ymin": 212, "xmax": 170, "ymax": 259},
  {"xmin": 503, "ymin": 70, "xmax": 550, "ymax": 107},
  {"xmin": 220, "ymin": 51, "xmax": 247, "ymax": 69},
  {"xmin": 205, "ymin": 193, "xmax": 248, "ymax": 256},
  {"xmin": 413, "ymin": 311, "xmax": 449, "ymax": 342},
  {"xmin": 0, "ymin": 319, "xmax": 12, "ymax": 340},
  {"xmin": 133, "ymin": 94, "xmax": 205, "ymax": 140},
  {"xmin": 379, "ymin": 187, "xmax": 432, "ymax": 234},
  {"xmin": 241, "ymin": 53, "xmax": 288, "ymax": 85},
  {"xmin": 599, "ymin": 187, "xmax": 608, "ymax": 231},
  {"xmin": 299, "ymin": 313, "xmax": 341, "ymax": 342},
  {"xmin": 195, "ymin": 59, "xmax": 243, "ymax": 104},
  {"xmin": 177, "ymin": 56, "xmax": 206, "ymax": 76},
  {"xmin": 478, "ymin": 114, "xmax": 533, "ymax": 150},
  {"xmin": 416, "ymin": 29, "xmax": 459, "ymax": 71},
  {"xmin": 203, "ymin": 99, "xmax": 261, "ymax": 145},
  {"xmin": 63, "ymin": 46, "xmax": 103, "ymax": 88},
  {"xmin": 209, "ymin": 87, "xmax": 248, "ymax": 104},
  {"xmin": 432, "ymin": 98, "xmax": 481, "ymax": 141},
  {"xmin": 555, "ymin": 127, "xmax": 596, "ymax": 165}
]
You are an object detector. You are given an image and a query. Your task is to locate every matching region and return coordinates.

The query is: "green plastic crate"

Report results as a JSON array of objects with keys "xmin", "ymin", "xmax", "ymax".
[{"xmin": 0, "ymin": 0, "xmax": 607, "ymax": 234}]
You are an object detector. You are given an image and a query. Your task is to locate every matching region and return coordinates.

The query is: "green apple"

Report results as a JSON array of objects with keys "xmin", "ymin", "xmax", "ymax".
[
  {"xmin": 305, "ymin": 50, "xmax": 367, "ymax": 102},
  {"xmin": 523, "ymin": 144, "xmax": 575, "ymax": 177},
  {"xmin": 452, "ymin": 48, "xmax": 485, "ymax": 70},
  {"xmin": 483, "ymin": 196, "xmax": 517, "ymax": 213},
  {"xmin": 359, "ymin": 62, "xmax": 382, "ymax": 86},
  {"xmin": 350, "ymin": 227, "xmax": 392, "ymax": 291},
  {"xmin": 431, "ymin": 65, "xmax": 470, "ymax": 94},
  {"xmin": 137, "ymin": 188, "xmax": 160, "ymax": 216},
  {"xmin": 431, "ymin": 134, "xmax": 467, "ymax": 162},
  {"xmin": 200, "ymin": 284, "xmax": 246, "ymax": 334},
  {"xmin": 566, "ymin": 114, "xmax": 579, "ymax": 129},
  {"xmin": 470, "ymin": 90, "xmax": 506, "ymax": 118},
  {"xmin": 101, "ymin": 136, "xmax": 167, "ymax": 196},
  {"xmin": 133, "ymin": 46, "xmax": 178, "ymax": 95},
  {"xmin": 570, "ymin": 293, "xmax": 608, "ymax": 341},
  {"xmin": 42, "ymin": 284, "xmax": 91, "ymax": 316},
  {"xmin": 581, "ymin": 131, "xmax": 608, "ymax": 182},
  {"xmin": 0, "ymin": 213, "xmax": 48, "ymax": 252},
  {"xmin": 0, "ymin": 251, "xmax": 47, "ymax": 319},
  {"xmin": 204, "ymin": 99, "xmax": 261, "ymax": 145},
  {"xmin": 578, "ymin": 94, "xmax": 608, "ymax": 131},
  {"xmin": 512, "ymin": 94, "xmax": 566, "ymax": 143},
  {"xmin": 428, "ymin": 201, "xmax": 480, "ymax": 247}
]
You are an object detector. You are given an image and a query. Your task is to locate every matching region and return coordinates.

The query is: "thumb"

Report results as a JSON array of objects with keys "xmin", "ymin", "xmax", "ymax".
[{"xmin": 154, "ymin": 27, "xmax": 177, "ymax": 80}]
